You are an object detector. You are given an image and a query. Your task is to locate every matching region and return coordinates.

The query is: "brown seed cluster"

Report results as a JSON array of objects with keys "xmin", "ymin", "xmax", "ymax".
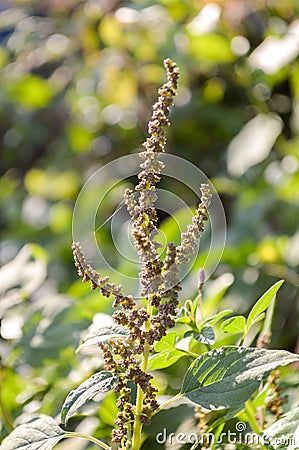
[
  {"xmin": 266, "ymin": 370, "xmax": 288, "ymax": 419},
  {"xmin": 122, "ymin": 59, "xmax": 182, "ymax": 349},
  {"xmin": 176, "ymin": 184, "xmax": 211, "ymax": 265},
  {"xmin": 72, "ymin": 58, "xmax": 211, "ymax": 446},
  {"xmin": 124, "ymin": 58, "xmax": 180, "ymax": 296},
  {"xmin": 72, "ymin": 241, "xmax": 135, "ymax": 309},
  {"xmin": 98, "ymin": 338, "xmax": 158, "ymax": 445},
  {"xmin": 112, "ymin": 376, "xmax": 133, "ymax": 445},
  {"xmin": 257, "ymin": 330, "xmax": 272, "ymax": 349}
]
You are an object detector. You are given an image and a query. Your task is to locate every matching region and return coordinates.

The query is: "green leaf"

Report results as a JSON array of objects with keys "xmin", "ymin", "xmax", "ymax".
[
  {"xmin": 247, "ymin": 280, "xmax": 284, "ymax": 331},
  {"xmin": 61, "ymin": 371, "xmax": 119, "ymax": 425},
  {"xmin": 148, "ymin": 333, "xmax": 186, "ymax": 370},
  {"xmin": 250, "ymin": 312, "xmax": 266, "ymax": 327},
  {"xmin": 77, "ymin": 325, "xmax": 128, "ymax": 352},
  {"xmin": 147, "ymin": 349, "xmax": 185, "ymax": 370},
  {"xmin": 181, "ymin": 346, "xmax": 299, "ymax": 410},
  {"xmin": 263, "ymin": 407, "xmax": 299, "ymax": 449},
  {"xmin": 201, "ymin": 310, "xmax": 233, "ymax": 327},
  {"xmin": 189, "ymin": 326, "xmax": 215, "ymax": 345},
  {"xmin": 154, "ymin": 332, "xmax": 178, "ymax": 352},
  {"xmin": 175, "ymin": 316, "xmax": 192, "ymax": 324},
  {"xmin": 0, "ymin": 415, "xmax": 66, "ymax": 450},
  {"xmin": 98, "ymin": 392, "xmax": 118, "ymax": 427},
  {"xmin": 252, "ymin": 383, "xmax": 275, "ymax": 408},
  {"xmin": 221, "ymin": 315, "xmax": 246, "ymax": 334}
]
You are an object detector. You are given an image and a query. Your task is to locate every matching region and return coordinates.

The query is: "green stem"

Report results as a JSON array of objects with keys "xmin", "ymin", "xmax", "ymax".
[
  {"xmin": 152, "ymin": 393, "xmax": 182, "ymax": 416},
  {"xmin": 131, "ymin": 302, "xmax": 153, "ymax": 450},
  {"xmin": 64, "ymin": 432, "xmax": 111, "ymax": 449},
  {"xmin": 211, "ymin": 422, "xmax": 225, "ymax": 450},
  {"xmin": 198, "ymin": 291, "xmax": 204, "ymax": 323},
  {"xmin": 131, "ymin": 343, "xmax": 150, "ymax": 450},
  {"xmin": 245, "ymin": 400, "xmax": 268, "ymax": 450}
]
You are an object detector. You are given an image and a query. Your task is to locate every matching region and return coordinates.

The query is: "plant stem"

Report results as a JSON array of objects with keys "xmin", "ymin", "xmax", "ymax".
[
  {"xmin": 64, "ymin": 432, "xmax": 111, "ymax": 449},
  {"xmin": 211, "ymin": 422, "xmax": 225, "ymax": 450},
  {"xmin": 245, "ymin": 400, "xmax": 268, "ymax": 450},
  {"xmin": 152, "ymin": 393, "xmax": 182, "ymax": 416},
  {"xmin": 131, "ymin": 342, "xmax": 150, "ymax": 450},
  {"xmin": 198, "ymin": 291, "xmax": 204, "ymax": 323},
  {"xmin": 131, "ymin": 302, "xmax": 153, "ymax": 450}
]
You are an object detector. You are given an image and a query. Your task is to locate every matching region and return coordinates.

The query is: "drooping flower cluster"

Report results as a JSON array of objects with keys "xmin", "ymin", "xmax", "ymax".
[
  {"xmin": 72, "ymin": 242, "xmax": 135, "ymax": 309},
  {"xmin": 72, "ymin": 58, "xmax": 211, "ymax": 446}
]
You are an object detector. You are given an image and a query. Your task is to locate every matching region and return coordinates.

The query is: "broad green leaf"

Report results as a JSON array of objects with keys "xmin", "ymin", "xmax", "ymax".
[
  {"xmin": 154, "ymin": 332, "xmax": 179, "ymax": 352},
  {"xmin": 175, "ymin": 316, "xmax": 192, "ymax": 324},
  {"xmin": 221, "ymin": 315, "xmax": 246, "ymax": 334},
  {"xmin": 181, "ymin": 346, "xmax": 299, "ymax": 410},
  {"xmin": 0, "ymin": 416, "xmax": 66, "ymax": 450},
  {"xmin": 61, "ymin": 371, "xmax": 119, "ymax": 425},
  {"xmin": 263, "ymin": 407, "xmax": 299, "ymax": 449},
  {"xmin": 201, "ymin": 310, "xmax": 233, "ymax": 327},
  {"xmin": 188, "ymin": 326, "xmax": 215, "ymax": 345},
  {"xmin": 148, "ymin": 333, "xmax": 186, "ymax": 369},
  {"xmin": 147, "ymin": 348, "xmax": 185, "ymax": 370},
  {"xmin": 247, "ymin": 280, "xmax": 284, "ymax": 331},
  {"xmin": 77, "ymin": 325, "xmax": 128, "ymax": 352}
]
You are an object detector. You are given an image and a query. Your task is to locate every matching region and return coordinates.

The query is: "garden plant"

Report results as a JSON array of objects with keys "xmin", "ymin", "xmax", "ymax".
[{"xmin": 1, "ymin": 58, "xmax": 298, "ymax": 450}]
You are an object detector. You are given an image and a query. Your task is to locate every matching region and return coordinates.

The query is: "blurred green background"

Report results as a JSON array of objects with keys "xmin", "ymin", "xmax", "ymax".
[{"xmin": 0, "ymin": 0, "xmax": 299, "ymax": 447}]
